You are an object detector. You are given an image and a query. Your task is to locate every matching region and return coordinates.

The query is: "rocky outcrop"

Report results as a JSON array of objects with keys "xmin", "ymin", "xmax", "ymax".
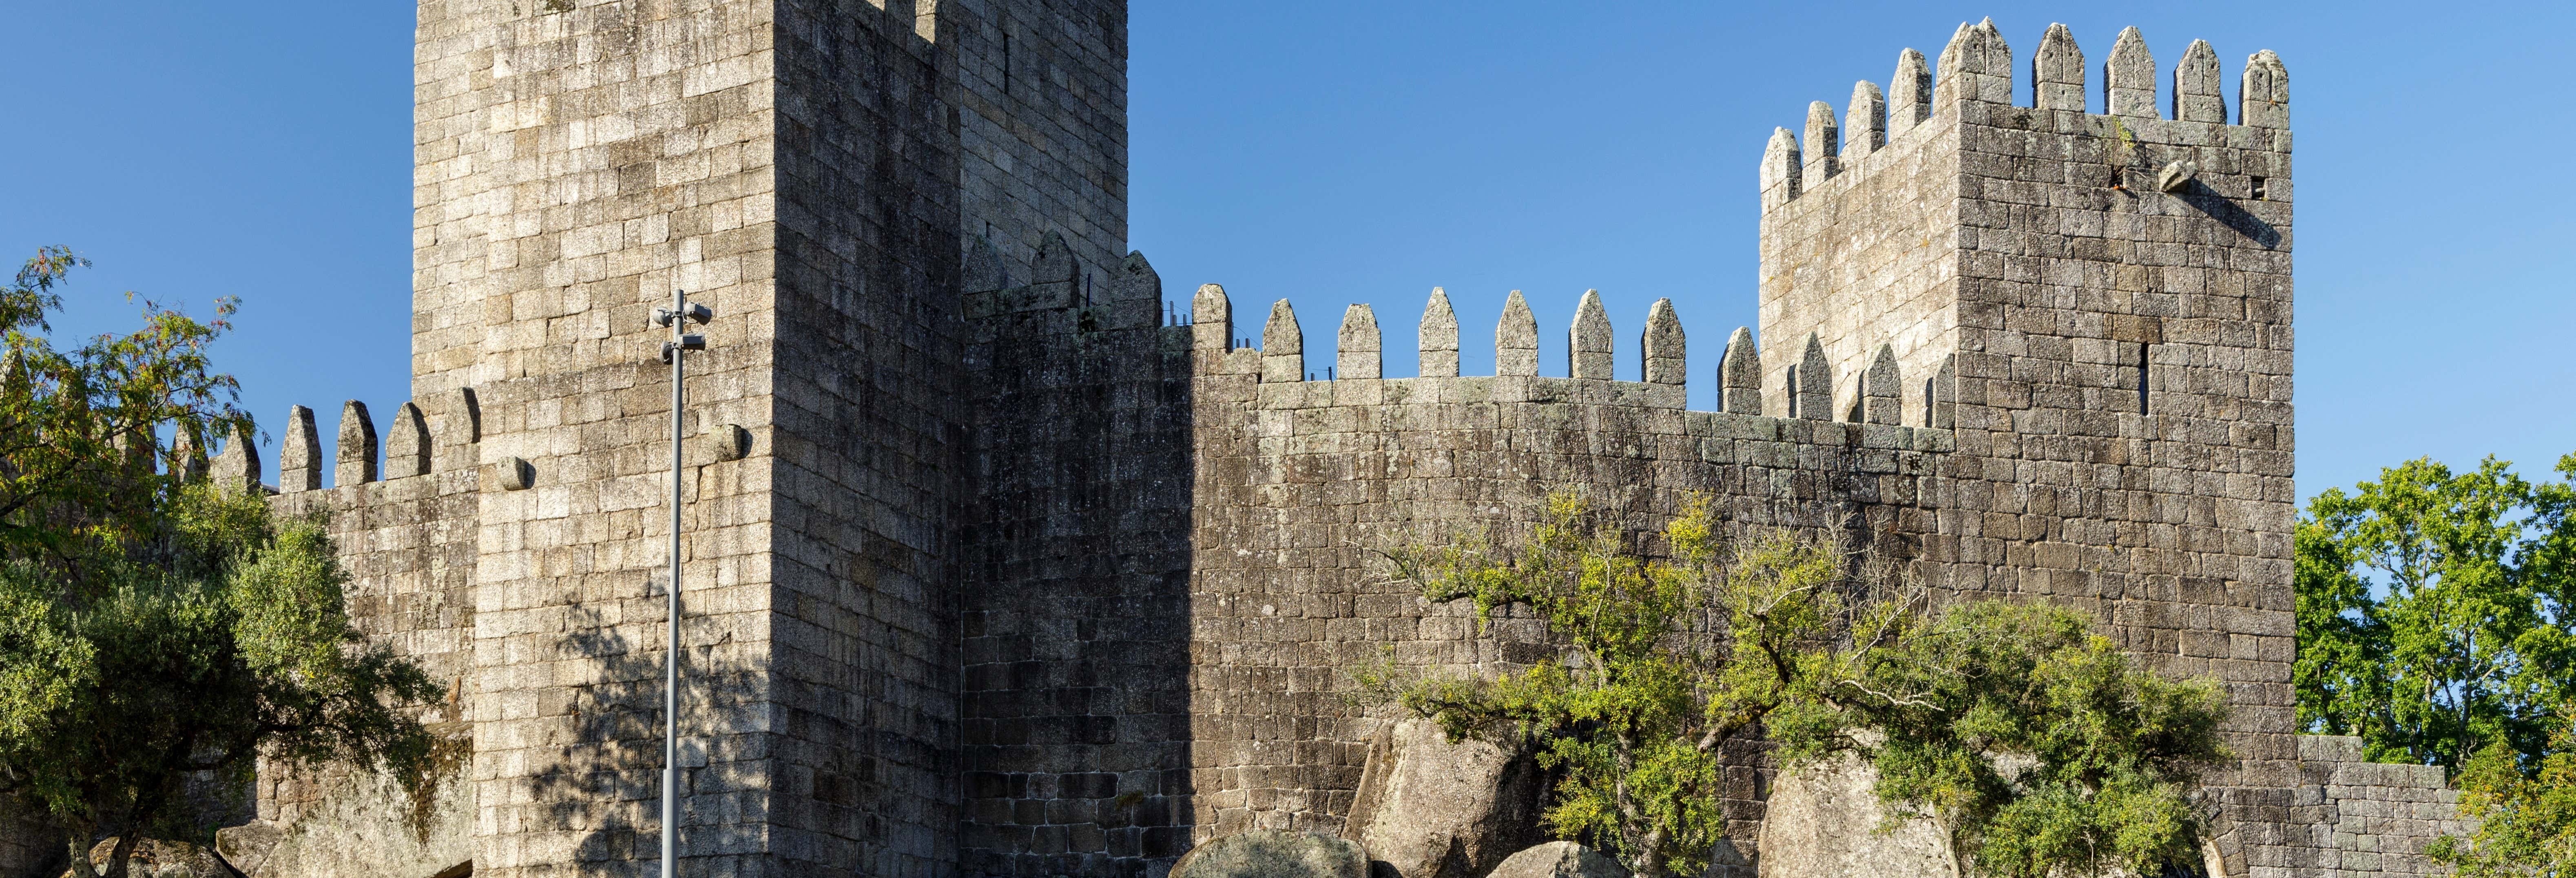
[
  {"xmin": 1483, "ymin": 842, "xmax": 1629, "ymax": 878},
  {"xmin": 1754, "ymin": 754, "xmax": 1950, "ymax": 878},
  {"xmin": 246, "ymin": 758, "xmax": 471, "ymax": 878},
  {"xmin": 1170, "ymin": 829, "xmax": 1369, "ymax": 878},
  {"xmin": 60, "ymin": 838, "xmax": 239, "ymax": 878},
  {"xmin": 210, "ymin": 823, "xmax": 280, "ymax": 878},
  {"xmin": 1342, "ymin": 719, "xmax": 1543, "ymax": 878}
]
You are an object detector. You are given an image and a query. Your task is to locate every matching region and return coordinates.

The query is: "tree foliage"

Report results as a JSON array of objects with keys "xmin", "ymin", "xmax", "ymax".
[
  {"xmin": 0, "ymin": 248, "xmax": 251, "ymax": 567},
  {"xmin": 1773, "ymin": 601, "xmax": 2233, "ymax": 878},
  {"xmin": 1375, "ymin": 492, "xmax": 2231, "ymax": 878},
  {"xmin": 0, "ymin": 250, "xmax": 441, "ymax": 878},
  {"xmin": 2431, "ymin": 710, "xmax": 2576, "ymax": 878},
  {"xmin": 2295, "ymin": 454, "xmax": 2576, "ymax": 774},
  {"xmin": 1376, "ymin": 493, "xmax": 1850, "ymax": 878}
]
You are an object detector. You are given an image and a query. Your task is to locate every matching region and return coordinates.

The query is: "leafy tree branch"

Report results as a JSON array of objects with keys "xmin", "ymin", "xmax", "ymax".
[{"xmin": 0, "ymin": 250, "xmax": 441, "ymax": 878}]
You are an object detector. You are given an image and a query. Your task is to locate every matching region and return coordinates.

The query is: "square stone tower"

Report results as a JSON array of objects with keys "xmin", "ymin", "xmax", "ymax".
[
  {"xmin": 1756, "ymin": 20, "xmax": 2296, "ymax": 876},
  {"xmin": 404, "ymin": 2, "xmax": 1126, "ymax": 875}
]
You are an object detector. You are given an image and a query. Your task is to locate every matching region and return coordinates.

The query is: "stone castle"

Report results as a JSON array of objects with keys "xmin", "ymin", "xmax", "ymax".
[{"xmin": 0, "ymin": 5, "xmax": 2471, "ymax": 878}]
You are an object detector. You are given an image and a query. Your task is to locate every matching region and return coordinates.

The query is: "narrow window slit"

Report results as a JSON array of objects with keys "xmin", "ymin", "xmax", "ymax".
[
  {"xmin": 2250, "ymin": 177, "xmax": 2267, "ymax": 200},
  {"xmin": 2137, "ymin": 342, "xmax": 2151, "ymax": 415},
  {"xmin": 1786, "ymin": 369, "xmax": 1800, "ymax": 418}
]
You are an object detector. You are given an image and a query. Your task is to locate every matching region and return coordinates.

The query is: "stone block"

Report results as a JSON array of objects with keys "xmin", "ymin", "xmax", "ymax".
[
  {"xmin": 1170, "ymin": 830, "xmax": 1365, "ymax": 878},
  {"xmin": 1485, "ymin": 842, "xmax": 1629, "ymax": 878}
]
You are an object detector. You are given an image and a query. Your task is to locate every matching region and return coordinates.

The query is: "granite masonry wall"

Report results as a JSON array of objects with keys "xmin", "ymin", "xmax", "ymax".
[
  {"xmin": 945, "ymin": 0, "xmax": 1130, "ymax": 282},
  {"xmin": 766, "ymin": 3, "xmax": 967, "ymax": 875},
  {"xmin": 250, "ymin": 396, "xmax": 483, "ymax": 878},
  {"xmin": 13, "ymin": 10, "xmax": 2454, "ymax": 878},
  {"xmin": 1175, "ymin": 285, "xmax": 1952, "ymax": 878},
  {"xmin": 409, "ymin": 2, "xmax": 784, "ymax": 876},
  {"xmin": 954, "ymin": 236, "xmax": 1196, "ymax": 878},
  {"xmin": 2295, "ymin": 736, "xmax": 2474, "ymax": 878}
]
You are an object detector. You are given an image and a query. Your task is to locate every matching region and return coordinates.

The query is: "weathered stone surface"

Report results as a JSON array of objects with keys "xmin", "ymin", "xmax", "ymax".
[
  {"xmin": 2242, "ymin": 49, "xmax": 2291, "ymax": 129},
  {"xmin": 277, "ymin": 405, "xmax": 319, "ymax": 493},
  {"xmin": 212, "ymin": 822, "xmax": 280, "ymax": 878},
  {"xmin": 1344, "ymin": 720, "xmax": 1542, "ymax": 878},
  {"xmin": 1760, "ymin": 127, "xmax": 1801, "ymax": 210},
  {"xmin": 1266, "ymin": 299, "xmax": 1308, "ymax": 383},
  {"xmin": 249, "ymin": 759, "xmax": 471, "ymax": 878},
  {"xmin": 382, "ymin": 402, "xmax": 430, "ymax": 479},
  {"xmin": 334, "ymin": 400, "xmax": 377, "ymax": 487},
  {"xmin": 1862, "ymin": 344, "xmax": 1902, "ymax": 425},
  {"xmin": 1341, "ymin": 304, "xmax": 1383, "ymax": 380},
  {"xmin": 2106, "ymin": 27, "xmax": 2158, "ymax": 118},
  {"xmin": 1755, "ymin": 755, "xmax": 1949, "ymax": 878},
  {"xmin": 1497, "ymin": 291, "xmax": 1538, "ymax": 377},
  {"xmin": 2175, "ymin": 38, "xmax": 2227, "ymax": 122},
  {"xmin": 2032, "ymin": 23, "xmax": 2085, "ymax": 112},
  {"xmin": 2292, "ymin": 735, "xmax": 2472, "ymax": 878},
  {"xmin": 1792, "ymin": 334, "xmax": 1831, "ymax": 420},
  {"xmin": 1801, "ymin": 102, "xmax": 1838, "ymax": 184},
  {"xmin": 1570, "ymin": 291, "xmax": 1614, "ymax": 380},
  {"xmin": 1419, "ymin": 289, "xmax": 1461, "ymax": 378},
  {"xmin": 2157, "ymin": 159, "xmax": 2201, "ymax": 193},
  {"xmin": 1842, "ymin": 81, "xmax": 1886, "ymax": 159},
  {"xmin": 1720, "ymin": 327, "xmax": 1761, "ymax": 415},
  {"xmin": 1888, "ymin": 49, "xmax": 1930, "ymax": 133},
  {"xmin": 1483, "ymin": 842, "xmax": 1628, "ymax": 878},
  {"xmin": 1169, "ymin": 830, "xmax": 1367, "ymax": 878},
  {"xmin": 62, "ymin": 838, "xmax": 235, "ymax": 878},
  {"xmin": 1641, "ymin": 299, "xmax": 1684, "ymax": 386}
]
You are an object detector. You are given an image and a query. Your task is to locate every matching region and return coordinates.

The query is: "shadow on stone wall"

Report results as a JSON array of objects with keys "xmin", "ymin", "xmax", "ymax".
[{"xmin": 512, "ymin": 595, "xmax": 764, "ymax": 873}]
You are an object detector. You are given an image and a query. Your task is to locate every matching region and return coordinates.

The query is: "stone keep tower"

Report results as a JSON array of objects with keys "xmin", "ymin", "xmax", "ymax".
[
  {"xmin": 80, "ymin": 10, "xmax": 2456, "ymax": 878},
  {"xmin": 248, "ymin": 2, "xmax": 1131, "ymax": 877},
  {"xmin": 1756, "ymin": 19, "xmax": 2305, "ymax": 877}
]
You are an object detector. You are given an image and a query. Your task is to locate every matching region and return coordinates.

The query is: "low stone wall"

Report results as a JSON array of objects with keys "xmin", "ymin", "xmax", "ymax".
[{"xmin": 2292, "ymin": 735, "xmax": 2471, "ymax": 878}]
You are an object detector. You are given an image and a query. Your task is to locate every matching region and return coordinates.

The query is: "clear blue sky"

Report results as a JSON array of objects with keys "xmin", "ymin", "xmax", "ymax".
[{"xmin": 3, "ymin": 2, "xmax": 2569, "ymax": 502}]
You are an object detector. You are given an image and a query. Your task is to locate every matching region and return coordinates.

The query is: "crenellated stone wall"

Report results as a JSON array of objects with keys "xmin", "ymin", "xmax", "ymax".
[
  {"xmin": 1755, "ymin": 18, "xmax": 2303, "ymax": 878},
  {"xmin": 1168, "ymin": 285, "xmax": 1953, "ymax": 878},
  {"xmin": 152, "ymin": 9, "xmax": 2468, "ymax": 878}
]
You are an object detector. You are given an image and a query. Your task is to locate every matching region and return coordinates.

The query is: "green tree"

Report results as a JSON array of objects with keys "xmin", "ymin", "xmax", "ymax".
[
  {"xmin": 1377, "ymin": 492, "xmax": 2231, "ymax": 878},
  {"xmin": 1375, "ymin": 494, "xmax": 1852, "ymax": 877},
  {"xmin": 2430, "ymin": 711, "xmax": 2576, "ymax": 878},
  {"xmin": 0, "ymin": 250, "xmax": 442, "ymax": 878},
  {"xmin": 1773, "ymin": 601, "xmax": 2233, "ymax": 878},
  {"xmin": 0, "ymin": 247, "xmax": 249, "ymax": 565},
  {"xmin": 2296, "ymin": 455, "xmax": 2576, "ymax": 773}
]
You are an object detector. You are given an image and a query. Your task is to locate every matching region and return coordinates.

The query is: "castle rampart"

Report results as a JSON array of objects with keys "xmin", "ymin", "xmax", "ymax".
[{"xmin": 0, "ymin": 11, "xmax": 2472, "ymax": 878}]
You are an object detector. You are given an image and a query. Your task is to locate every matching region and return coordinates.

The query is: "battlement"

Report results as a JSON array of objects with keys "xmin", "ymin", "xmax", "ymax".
[
  {"xmin": 1175, "ymin": 283, "xmax": 1957, "ymax": 449},
  {"xmin": 1763, "ymin": 20, "xmax": 2290, "ymax": 212},
  {"xmin": 208, "ymin": 388, "xmax": 483, "ymax": 496}
]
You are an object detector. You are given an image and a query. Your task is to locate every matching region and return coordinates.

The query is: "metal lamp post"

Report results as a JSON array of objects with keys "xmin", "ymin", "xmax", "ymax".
[{"xmin": 655, "ymin": 289, "xmax": 712, "ymax": 878}]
